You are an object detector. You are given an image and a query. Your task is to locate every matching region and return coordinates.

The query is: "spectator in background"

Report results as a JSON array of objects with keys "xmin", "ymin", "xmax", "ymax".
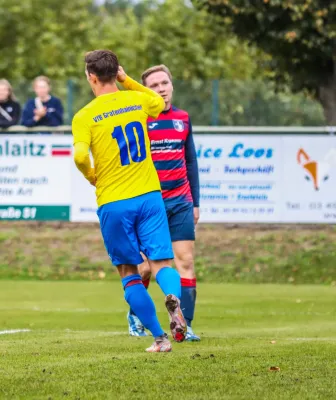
[
  {"xmin": 0, "ymin": 79, "xmax": 21, "ymax": 129},
  {"xmin": 22, "ymin": 76, "xmax": 63, "ymax": 128}
]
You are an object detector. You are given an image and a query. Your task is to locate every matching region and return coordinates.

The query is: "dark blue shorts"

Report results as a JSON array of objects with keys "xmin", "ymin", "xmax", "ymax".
[
  {"xmin": 97, "ymin": 191, "xmax": 174, "ymax": 266},
  {"xmin": 165, "ymin": 201, "xmax": 195, "ymax": 242}
]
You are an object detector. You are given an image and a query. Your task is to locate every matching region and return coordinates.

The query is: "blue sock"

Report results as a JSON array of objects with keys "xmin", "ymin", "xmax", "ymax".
[
  {"xmin": 156, "ymin": 267, "xmax": 181, "ymax": 299},
  {"xmin": 122, "ymin": 274, "xmax": 164, "ymax": 338},
  {"xmin": 181, "ymin": 278, "xmax": 197, "ymax": 327},
  {"xmin": 130, "ymin": 278, "xmax": 150, "ymax": 316}
]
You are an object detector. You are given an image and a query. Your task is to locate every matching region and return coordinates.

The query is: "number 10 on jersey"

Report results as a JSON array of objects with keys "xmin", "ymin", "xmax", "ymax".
[{"xmin": 112, "ymin": 121, "xmax": 147, "ymax": 166}]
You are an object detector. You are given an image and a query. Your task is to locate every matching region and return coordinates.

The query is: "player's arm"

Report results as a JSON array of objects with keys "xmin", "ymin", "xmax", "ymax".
[
  {"xmin": 117, "ymin": 66, "xmax": 165, "ymax": 118},
  {"xmin": 185, "ymin": 118, "xmax": 200, "ymax": 223},
  {"xmin": 74, "ymin": 142, "xmax": 95, "ymax": 185},
  {"xmin": 72, "ymin": 113, "xmax": 96, "ymax": 185}
]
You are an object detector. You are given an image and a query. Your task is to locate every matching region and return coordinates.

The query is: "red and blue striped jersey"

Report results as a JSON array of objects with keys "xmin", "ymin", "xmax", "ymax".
[{"xmin": 147, "ymin": 106, "xmax": 200, "ymax": 207}]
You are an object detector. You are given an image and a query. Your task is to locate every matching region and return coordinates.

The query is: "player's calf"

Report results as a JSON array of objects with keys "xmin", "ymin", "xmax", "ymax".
[
  {"xmin": 173, "ymin": 241, "xmax": 200, "ymax": 340},
  {"xmin": 120, "ymin": 270, "xmax": 169, "ymax": 350},
  {"xmin": 127, "ymin": 275, "xmax": 151, "ymax": 337},
  {"xmin": 148, "ymin": 261, "xmax": 187, "ymax": 342}
]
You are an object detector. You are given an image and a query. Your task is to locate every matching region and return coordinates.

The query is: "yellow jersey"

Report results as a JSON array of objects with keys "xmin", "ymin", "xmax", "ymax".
[{"xmin": 72, "ymin": 77, "xmax": 165, "ymax": 207}]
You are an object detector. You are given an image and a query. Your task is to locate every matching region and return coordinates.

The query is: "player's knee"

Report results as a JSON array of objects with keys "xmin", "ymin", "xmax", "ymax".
[
  {"xmin": 117, "ymin": 264, "xmax": 139, "ymax": 278},
  {"xmin": 175, "ymin": 252, "xmax": 195, "ymax": 275},
  {"xmin": 140, "ymin": 268, "xmax": 151, "ymax": 281},
  {"xmin": 148, "ymin": 259, "xmax": 173, "ymax": 277},
  {"xmin": 138, "ymin": 261, "xmax": 151, "ymax": 281}
]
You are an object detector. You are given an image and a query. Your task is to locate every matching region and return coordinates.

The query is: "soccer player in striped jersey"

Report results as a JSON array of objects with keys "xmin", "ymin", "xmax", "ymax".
[
  {"xmin": 72, "ymin": 51, "xmax": 187, "ymax": 352},
  {"xmin": 127, "ymin": 65, "xmax": 201, "ymax": 341}
]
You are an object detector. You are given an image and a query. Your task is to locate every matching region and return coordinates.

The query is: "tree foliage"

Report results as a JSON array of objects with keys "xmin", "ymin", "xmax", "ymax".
[
  {"xmin": 0, "ymin": 0, "xmax": 96, "ymax": 80},
  {"xmin": 94, "ymin": 0, "xmax": 263, "ymax": 81},
  {"xmin": 0, "ymin": 0, "xmax": 325, "ymax": 125},
  {"xmin": 0, "ymin": 0, "xmax": 260, "ymax": 81},
  {"xmin": 193, "ymin": 0, "xmax": 336, "ymax": 123}
]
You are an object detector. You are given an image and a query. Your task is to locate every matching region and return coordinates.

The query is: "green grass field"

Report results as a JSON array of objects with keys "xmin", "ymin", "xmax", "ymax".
[{"xmin": 0, "ymin": 281, "xmax": 335, "ymax": 399}]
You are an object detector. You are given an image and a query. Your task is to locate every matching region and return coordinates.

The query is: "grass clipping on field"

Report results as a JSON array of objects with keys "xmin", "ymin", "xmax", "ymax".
[{"xmin": 1, "ymin": 222, "xmax": 336, "ymax": 284}]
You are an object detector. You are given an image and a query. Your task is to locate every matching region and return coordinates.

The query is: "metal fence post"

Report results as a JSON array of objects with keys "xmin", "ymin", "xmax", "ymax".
[{"xmin": 211, "ymin": 79, "xmax": 219, "ymax": 126}]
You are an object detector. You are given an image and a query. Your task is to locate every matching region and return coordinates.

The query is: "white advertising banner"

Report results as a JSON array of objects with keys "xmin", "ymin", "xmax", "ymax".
[
  {"xmin": 70, "ymin": 134, "xmax": 336, "ymax": 223},
  {"xmin": 71, "ymin": 164, "xmax": 98, "ymax": 222},
  {"xmin": 196, "ymin": 135, "xmax": 282, "ymax": 222},
  {"xmin": 0, "ymin": 135, "xmax": 72, "ymax": 220},
  {"xmin": 1, "ymin": 134, "xmax": 336, "ymax": 223},
  {"xmin": 281, "ymin": 136, "xmax": 336, "ymax": 223}
]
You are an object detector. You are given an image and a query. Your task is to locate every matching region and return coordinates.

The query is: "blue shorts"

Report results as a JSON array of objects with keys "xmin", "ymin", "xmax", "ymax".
[
  {"xmin": 165, "ymin": 201, "xmax": 195, "ymax": 242},
  {"xmin": 97, "ymin": 191, "xmax": 174, "ymax": 266}
]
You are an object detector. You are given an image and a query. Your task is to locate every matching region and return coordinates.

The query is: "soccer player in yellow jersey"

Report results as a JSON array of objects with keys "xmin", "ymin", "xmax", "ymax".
[{"xmin": 72, "ymin": 50, "xmax": 187, "ymax": 352}]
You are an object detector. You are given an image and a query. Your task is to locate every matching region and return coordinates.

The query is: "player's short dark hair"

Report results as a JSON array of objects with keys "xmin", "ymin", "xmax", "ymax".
[
  {"xmin": 141, "ymin": 65, "xmax": 173, "ymax": 85},
  {"xmin": 85, "ymin": 50, "xmax": 119, "ymax": 84}
]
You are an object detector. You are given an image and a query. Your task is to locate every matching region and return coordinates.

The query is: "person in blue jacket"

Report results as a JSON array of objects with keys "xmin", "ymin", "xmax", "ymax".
[{"xmin": 22, "ymin": 76, "xmax": 63, "ymax": 128}]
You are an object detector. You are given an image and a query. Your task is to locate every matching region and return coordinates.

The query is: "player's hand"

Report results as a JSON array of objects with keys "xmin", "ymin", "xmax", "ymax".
[
  {"xmin": 194, "ymin": 207, "xmax": 200, "ymax": 225},
  {"xmin": 117, "ymin": 66, "xmax": 127, "ymax": 83}
]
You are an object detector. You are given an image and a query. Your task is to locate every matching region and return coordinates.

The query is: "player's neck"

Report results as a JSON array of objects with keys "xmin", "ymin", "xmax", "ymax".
[
  {"xmin": 95, "ymin": 83, "xmax": 119, "ymax": 97},
  {"xmin": 164, "ymin": 102, "xmax": 171, "ymax": 111}
]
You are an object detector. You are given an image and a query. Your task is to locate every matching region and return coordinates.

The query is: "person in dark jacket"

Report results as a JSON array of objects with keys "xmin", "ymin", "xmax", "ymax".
[
  {"xmin": 0, "ymin": 79, "xmax": 21, "ymax": 129},
  {"xmin": 22, "ymin": 76, "xmax": 63, "ymax": 128}
]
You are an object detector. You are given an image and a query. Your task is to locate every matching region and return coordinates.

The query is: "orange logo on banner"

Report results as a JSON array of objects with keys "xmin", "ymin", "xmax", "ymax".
[{"xmin": 297, "ymin": 148, "xmax": 336, "ymax": 191}]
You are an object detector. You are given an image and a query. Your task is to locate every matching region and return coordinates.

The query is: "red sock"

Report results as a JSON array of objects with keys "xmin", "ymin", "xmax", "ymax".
[
  {"xmin": 142, "ymin": 279, "xmax": 150, "ymax": 289},
  {"xmin": 181, "ymin": 278, "xmax": 197, "ymax": 287}
]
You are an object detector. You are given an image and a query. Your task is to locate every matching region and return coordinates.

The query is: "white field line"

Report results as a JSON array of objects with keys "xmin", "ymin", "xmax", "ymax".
[{"xmin": 0, "ymin": 329, "xmax": 31, "ymax": 335}]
